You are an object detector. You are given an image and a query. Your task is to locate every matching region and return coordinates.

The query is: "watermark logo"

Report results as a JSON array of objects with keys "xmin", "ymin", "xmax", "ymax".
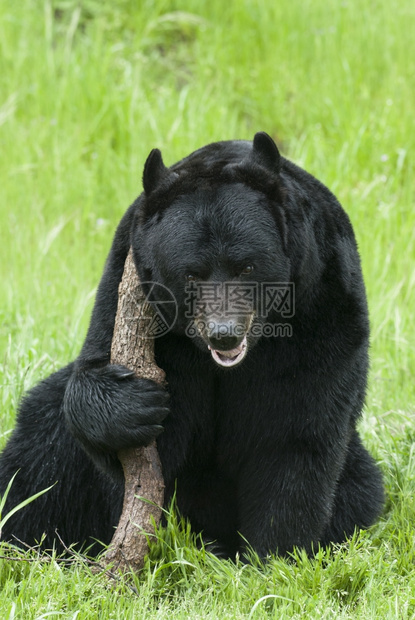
[
  {"xmin": 185, "ymin": 319, "xmax": 292, "ymax": 339},
  {"xmin": 261, "ymin": 283, "xmax": 295, "ymax": 318},
  {"xmin": 184, "ymin": 282, "xmax": 295, "ymax": 318},
  {"xmin": 137, "ymin": 281, "xmax": 295, "ymax": 339},
  {"xmin": 138, "ymin": 282, "xmax": 178, "ymax": 338}
]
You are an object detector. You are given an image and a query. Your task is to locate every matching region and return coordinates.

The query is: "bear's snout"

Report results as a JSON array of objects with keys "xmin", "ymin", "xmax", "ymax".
[{"xmin": 206, "ymin": 319, "xmax": 244, "ymax": 351}]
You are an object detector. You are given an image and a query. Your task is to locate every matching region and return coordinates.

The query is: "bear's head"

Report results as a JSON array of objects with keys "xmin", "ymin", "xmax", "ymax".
[{"xmin": 132, "ymin": 132, "xmax": 291, "ymax": 368}]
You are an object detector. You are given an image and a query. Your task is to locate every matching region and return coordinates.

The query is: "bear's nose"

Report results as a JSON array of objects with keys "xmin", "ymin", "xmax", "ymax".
[{"xmin": 207, "ymin": 321, "xmax": 243, "ymax": 352}]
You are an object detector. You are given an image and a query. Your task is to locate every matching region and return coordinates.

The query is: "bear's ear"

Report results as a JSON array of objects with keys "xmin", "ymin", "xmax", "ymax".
[
  {"xmin": 143, "ymin": 148, "xmax": 175, "ymax": 194},
  {"xmin": 251, "ymin": 132, "xmax": 281, "ymax": 173}
]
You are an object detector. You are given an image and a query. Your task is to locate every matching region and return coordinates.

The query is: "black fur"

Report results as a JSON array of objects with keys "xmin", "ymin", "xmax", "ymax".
[{"xmin": 0, "ymin": 133, "xmax": 384, "ymax": 559}]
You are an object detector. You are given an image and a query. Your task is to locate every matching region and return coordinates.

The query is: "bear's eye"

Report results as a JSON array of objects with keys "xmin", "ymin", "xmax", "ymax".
[
  {"xmin": 241, "ymin": 265, "xmax": 254, "ymax": 275},
  {"xmin": 185, "ymin": 273, "xmax": 197, "ymax": 282}
]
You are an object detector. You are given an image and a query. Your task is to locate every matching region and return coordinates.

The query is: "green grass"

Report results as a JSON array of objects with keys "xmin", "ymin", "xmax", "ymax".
[{"xmin": 0, "ymin": 0, "xmax": 414, "ymax": 617}]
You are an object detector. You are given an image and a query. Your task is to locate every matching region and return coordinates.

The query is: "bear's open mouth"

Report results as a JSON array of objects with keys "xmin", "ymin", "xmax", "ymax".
[{"xmin": 208, "ymin": 336, "xmax": 248, "ymax": 367}]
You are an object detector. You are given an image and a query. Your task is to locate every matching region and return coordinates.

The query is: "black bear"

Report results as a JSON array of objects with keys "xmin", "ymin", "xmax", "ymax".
[{"xmin": 0, "ymin": 132, "xmax": 383, "ymax": 559}]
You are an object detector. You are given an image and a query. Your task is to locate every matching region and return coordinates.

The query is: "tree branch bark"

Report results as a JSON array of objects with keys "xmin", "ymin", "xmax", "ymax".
[{"xmin": 104, "ymin": 248, "xmax": 165, "ymax": 573}]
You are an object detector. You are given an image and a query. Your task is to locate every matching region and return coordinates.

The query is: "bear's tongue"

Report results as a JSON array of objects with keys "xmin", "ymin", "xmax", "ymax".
[{"xmin": 208, "ymin": 336, "xmax": 248, "ymax": 368}]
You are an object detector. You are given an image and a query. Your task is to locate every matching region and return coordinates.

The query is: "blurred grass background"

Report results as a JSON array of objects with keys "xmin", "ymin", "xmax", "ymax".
[{"xmin": 0, "ymin": 0, "xmax": 414, "ymax": 617}]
